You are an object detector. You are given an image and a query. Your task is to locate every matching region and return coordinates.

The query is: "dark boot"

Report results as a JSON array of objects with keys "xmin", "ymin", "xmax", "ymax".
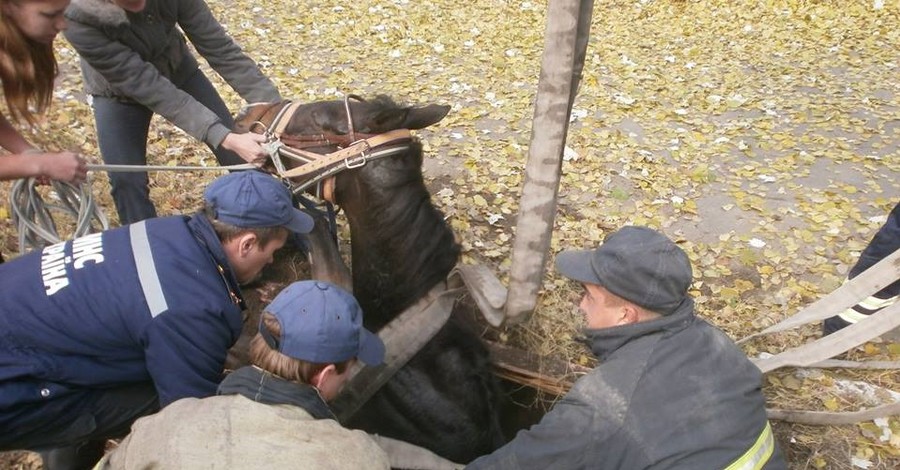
[{"xmin": 40, "ymin": 440, "xmax": 106, "ymax": 470}]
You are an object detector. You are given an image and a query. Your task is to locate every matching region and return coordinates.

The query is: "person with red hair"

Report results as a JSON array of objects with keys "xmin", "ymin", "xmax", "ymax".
[{"xmin": 0, "ymin": 0, "xmax": 87, "ymax": 184}]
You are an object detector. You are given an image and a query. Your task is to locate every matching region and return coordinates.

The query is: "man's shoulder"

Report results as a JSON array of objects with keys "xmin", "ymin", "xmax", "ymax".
[
  {"xmin": 143, "ymin": 214, "xmax": 192, "ymax": 231},
  {"xmin": 648, "ymin": 316, "xmax": 762, "ymax": 387},
  {"xmin": 139, "ymin": 216, "xmax": 222, "ymax": 282},
  {"xmin": 137, "ymin": 216, "xmax": 199, "ymax": 248},
  {"xmin": 681, "ymin": 317, "xmax": 749, "ymax": 358},
  {"xmin": 567, "ymin": 360, "xmax": 640, "ymax": 413}
]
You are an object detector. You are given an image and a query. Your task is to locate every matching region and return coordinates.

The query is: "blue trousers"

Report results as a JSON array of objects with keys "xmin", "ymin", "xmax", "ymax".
[
  {"xmin": 848, "ymin": 201, "xmax": 900, "ymax": 284},
  {"xmin": 92, "ymin": 69, "xmax": 243, "ymax": 225},
  {"xmin": 824, "ymin": 201, "xmax": 900, "ymax": 334},
  {"xmin": 0, "ymin": 382, "xmax": 158, "ymax": 470}
]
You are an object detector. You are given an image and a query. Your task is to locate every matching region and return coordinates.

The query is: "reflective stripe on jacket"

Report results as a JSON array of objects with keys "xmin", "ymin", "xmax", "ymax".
[{"xmin": 725, "ymin": 421, "xmax": 776, "ymax": 470}]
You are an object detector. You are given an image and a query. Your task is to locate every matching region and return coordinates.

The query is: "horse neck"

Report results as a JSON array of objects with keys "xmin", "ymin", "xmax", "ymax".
[{"xmin": 340, "ymin": 154, "xmax": 460, "ymax": 330}]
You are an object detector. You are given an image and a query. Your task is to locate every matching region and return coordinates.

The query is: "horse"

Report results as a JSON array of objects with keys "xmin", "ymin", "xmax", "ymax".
[{"xmin": 233, "ymin": 95, "xmax": 506, "ymax": 463}]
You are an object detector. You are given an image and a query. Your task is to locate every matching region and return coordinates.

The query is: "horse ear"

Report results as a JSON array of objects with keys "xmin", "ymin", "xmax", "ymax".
[
  {"xmin": 371, "ymin": 104, "xmax": 450, "ymax": 131},
  {"xmin": 402, "ymin": 104, "xmax": 451, "ymax": 130}
]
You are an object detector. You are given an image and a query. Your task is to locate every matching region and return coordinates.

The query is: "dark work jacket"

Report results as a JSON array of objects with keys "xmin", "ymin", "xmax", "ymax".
[
  {"xmin": 468, "ymin": 300, "xmax": 787, "ymax": 470},
  {"xmin": 0, "ymin": 214, "xmax": 244, "ymax": 416},
  {"xmin": 217, "ymin": 366, "xmax": 334, "ymax": 420}
]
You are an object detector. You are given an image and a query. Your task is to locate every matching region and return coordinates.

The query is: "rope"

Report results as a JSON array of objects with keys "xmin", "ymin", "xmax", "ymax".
[
  {"xmin": 9, "ymin": 177, "xmax": 109, "ymax": 254},
  {"xmin": 87, "ymin": 163, "xmax": 255, "ymax": 172}
]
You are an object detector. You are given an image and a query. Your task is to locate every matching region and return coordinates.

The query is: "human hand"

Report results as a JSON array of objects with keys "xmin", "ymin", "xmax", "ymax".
[
  {"xmin": 35, "ymin": 151, "xmax": 88, "ymax": 185},
  {"xmin": 221, "ymin": 132, "xmax": 269, "ymax": 164}
]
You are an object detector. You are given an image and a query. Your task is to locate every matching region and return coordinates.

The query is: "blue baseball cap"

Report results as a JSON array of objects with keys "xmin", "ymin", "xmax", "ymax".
[
  {"xmin": 260, "ymin": 280, "xmax": 385, "ymax": 366},
  {"xmin": 203, "ymin": 171, "xmax": 314, "ymax": 234}
]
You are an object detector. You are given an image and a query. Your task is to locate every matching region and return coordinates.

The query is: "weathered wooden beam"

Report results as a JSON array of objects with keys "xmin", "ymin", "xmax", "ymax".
[{"xmin": 485, "ymin": 340, "xmax": 590, "ymax": 397}]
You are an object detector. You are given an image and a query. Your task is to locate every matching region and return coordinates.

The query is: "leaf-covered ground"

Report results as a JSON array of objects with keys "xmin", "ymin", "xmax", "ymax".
[{"xmin": 1, "ymin": 0, "xmax": 898, "ymax": 468}]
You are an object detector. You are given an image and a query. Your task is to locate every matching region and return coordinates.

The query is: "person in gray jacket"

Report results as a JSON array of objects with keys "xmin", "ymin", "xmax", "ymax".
[
  {"xmin": 64, "ymin": 0, "xmax": 282, "ymax": 224},
  {"xmin": 468, "ymin": 226, "xmax": 786, "ymax": 470},
  {"xmin": 96, "ymin": 280, "xmax": 462, "ymax": 470}
]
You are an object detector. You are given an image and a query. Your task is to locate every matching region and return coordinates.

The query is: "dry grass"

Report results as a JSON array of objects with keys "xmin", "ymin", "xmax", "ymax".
[{"xmin": 0, "ymin": 451, "xmax": 40, "ymax": 470}]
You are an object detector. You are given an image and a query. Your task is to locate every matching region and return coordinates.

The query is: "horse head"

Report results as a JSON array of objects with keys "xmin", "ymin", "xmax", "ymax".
[
  {"xmin": 235, "ymin": 96, "xmax": 457, "ymax": 329},
  {"xmin": 234, "ymin": 96, "xmax": 503, "ymax": 462}
]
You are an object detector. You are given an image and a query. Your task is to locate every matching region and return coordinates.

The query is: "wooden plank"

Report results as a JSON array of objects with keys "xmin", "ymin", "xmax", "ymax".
[{"xmin": 486, "ymin": 340, "xmax": 590, "ymax": 397}]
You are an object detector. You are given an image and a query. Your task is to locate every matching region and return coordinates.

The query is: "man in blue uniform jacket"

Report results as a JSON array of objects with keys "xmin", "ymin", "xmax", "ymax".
[{"xmin": 0, "ymin": 170, "xmax": 314, "ymax": 469}]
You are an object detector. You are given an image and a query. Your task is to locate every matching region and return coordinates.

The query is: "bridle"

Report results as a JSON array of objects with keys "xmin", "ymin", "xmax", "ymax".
[{"xmin": 247, "ymin": 95, "xmax": 413, "ymax": 203}]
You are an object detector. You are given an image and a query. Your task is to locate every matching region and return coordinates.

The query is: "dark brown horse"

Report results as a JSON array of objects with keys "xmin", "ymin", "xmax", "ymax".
[{"xmin": 234, "ymin": 96, "xmax": 505, "ymax": 463}]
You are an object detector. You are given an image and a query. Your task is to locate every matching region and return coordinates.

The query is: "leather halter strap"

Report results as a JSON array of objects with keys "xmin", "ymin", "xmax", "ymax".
[
  {"xmin": 279, "ymin": 129, "xmax": 412, "ymax": 179},
  {"xmin": 254, "ymin": 99, "xmax": 413, "ymax": 199},
  {"xmin": 270, "ymin": 101, "xmax": 303, "ymax": 139}
]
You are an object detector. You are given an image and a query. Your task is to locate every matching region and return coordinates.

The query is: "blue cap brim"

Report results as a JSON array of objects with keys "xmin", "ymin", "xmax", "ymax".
[
  {"xmin": 357, "ymin": 328, "xmax": 385, "ymax": 366},
  {"xmin": 286, "ymin": 209, "xmax": 315, "ymax": 234}
]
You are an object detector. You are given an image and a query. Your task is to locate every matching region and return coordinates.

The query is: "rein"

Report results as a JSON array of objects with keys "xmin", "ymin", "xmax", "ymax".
[{"xmin": 253, "ymin": 96, "xmax": 414, "ymax": 200}]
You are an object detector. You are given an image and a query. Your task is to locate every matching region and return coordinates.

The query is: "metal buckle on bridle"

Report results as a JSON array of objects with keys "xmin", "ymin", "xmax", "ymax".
[
  {"xmin": 263, "ymin": 138, "xmax": 284, "ymax": 161},
  {"xmin": 264, "ymin": 138, "xmax": 295, "ymax": 190},
  {"xmin": 344, "ymin": 140, "xmax": 371, "ymax": 169}
]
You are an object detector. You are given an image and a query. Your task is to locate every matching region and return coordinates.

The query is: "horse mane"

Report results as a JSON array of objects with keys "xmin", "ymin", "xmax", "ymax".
[
  {"xmin": 271, "ymin": 95, "xmax": 504, "ymax": 461},
  {"xmin": 342, "ymin": 141, "xmax": 460, "ymax": 328},
  {"xmin": 366, "ymin": 94, "xmax": 402, "ymax": 110}
]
